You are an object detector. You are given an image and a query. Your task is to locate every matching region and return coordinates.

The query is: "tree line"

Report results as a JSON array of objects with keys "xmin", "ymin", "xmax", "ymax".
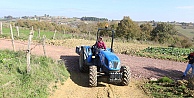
[
  {"xmin": 100, "ymin": 16, "xmax": 192, "ymax": 48},
  {"xmin": 15, "ymin": 17, "xmax": 192, "ymax": 48},
  {"xmin": 15, "ymin": 20, "xmax": 78, "ymax": 33},
  {"xmin": 80, "ymin": 17, "xmax": 108, "ymax": 21}
]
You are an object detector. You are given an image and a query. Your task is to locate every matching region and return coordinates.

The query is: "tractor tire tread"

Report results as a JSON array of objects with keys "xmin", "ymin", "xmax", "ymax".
[
  {"xmin": 89, "ymin": 66, "xmax": 97, "ymax": 87},
  {"xmin": 121, "ymin": 66, "xmax": 131, "ymax": 86}
]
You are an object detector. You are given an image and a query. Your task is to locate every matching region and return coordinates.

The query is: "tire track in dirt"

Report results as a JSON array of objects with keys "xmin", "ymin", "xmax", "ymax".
[{"xmin": 0, "ymin": 38, "xmax": 188, "ymax": 98}]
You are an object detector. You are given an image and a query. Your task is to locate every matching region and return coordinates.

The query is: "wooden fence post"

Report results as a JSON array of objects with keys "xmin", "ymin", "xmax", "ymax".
[
  {"xmin": 63, "ymin": 30, "xmax": 65, "ymax": 34},
  {"xmin": 31, "ymin": 26, "xmax": 34, "ymax": 34},
  {"xmin": 27, "ymin": 30, "xmax": 34, "ymax": 74},
  {"xmin": 42, "ymin": 35, "xmax": 46, "ymax": 56},
  {"xmin": 53, "ymin": 30, "xmax": 56, "ymax": 40},
  {"xmin": 0, "ymin": 22, "xmax": 2, "ymax": 34},
  {"xmin": 16, "ymin": 26, "xmax": 19, "ymax": 37},
  {"xmin": 63, "ymin": 28, "xmax": 66, "ymax": 34},
  {"xmin": 38, "ymin": 28, "xmax": 40, "ymax": 38},
  {"xmin": 88, "ymin": 31, "xmax": 90, "ymax": 40},
  {"xmin": 10, "ymin": 24, "xmax": 15, "ymax": 52}
]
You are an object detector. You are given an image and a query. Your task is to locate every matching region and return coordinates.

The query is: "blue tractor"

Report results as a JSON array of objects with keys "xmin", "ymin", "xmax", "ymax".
[{"xmin": 76, "ymin": 27, "xmax": 131, "ymax": 87}]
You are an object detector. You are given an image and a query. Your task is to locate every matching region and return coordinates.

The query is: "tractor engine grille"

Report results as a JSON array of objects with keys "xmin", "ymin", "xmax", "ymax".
[{"xmin": 109, "ymin": 72, "xmax": 122, "ymax": 82}]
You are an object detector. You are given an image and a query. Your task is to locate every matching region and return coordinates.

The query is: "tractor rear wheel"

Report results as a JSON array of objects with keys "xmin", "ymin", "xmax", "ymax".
[
  {"xmin": 89, "ymin": 66, "xmax": 97, "ymax": 87},
  {"xmin": 121, "ymin": 66, "xmax": 131, "ymax": 86},
  {"xmin": 79, "ymin": 48, "xmax": 88, "ymax": 72}
]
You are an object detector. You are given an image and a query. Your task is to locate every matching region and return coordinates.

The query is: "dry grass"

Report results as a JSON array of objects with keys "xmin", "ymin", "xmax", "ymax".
[{"xmin": 46, "ymin": 39, "xmax": 159, "ymax": 54}]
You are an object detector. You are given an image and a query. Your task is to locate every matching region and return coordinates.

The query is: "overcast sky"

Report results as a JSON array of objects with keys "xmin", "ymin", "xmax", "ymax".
[{"xmin": 0, "ymin": 0, "xmax": 194, "ymax": 22}]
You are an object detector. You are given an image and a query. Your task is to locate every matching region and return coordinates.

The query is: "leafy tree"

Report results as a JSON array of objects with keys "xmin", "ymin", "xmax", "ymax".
[
  {"xmin": 16, "ymin": 20, "xmax": 25, "ymax": 27},
  {"xmin": 116, "ymin": 16, "xmax": 141, "ymax": 40},
  {"xmin": 97, "ymin": 22, "xmax": 112, "ymax": 37},
  {"xmin": 109, "ymin": 21, "xmax": 118, "ymax": 30},
  {"xmin": 15, "ymin": 20, "xmax": 77, "ymax": 34},
  {"xmin": 77, "ymin": 22, "xmax": 88, "ymax": 33},
  {"xmin": 150, "ymin": 22, "xmax": 178, "ymax": 44},
  {"xmin": 139, "ymin": 23, "xmax": 153, "ymax": 41},
  {"xmin": 175, "ymin": 36, "xmax": 193, "ymax": 48}
]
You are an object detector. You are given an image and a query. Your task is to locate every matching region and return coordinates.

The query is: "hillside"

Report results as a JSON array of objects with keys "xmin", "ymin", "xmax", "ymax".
[{"xmin": 175, "ymin": 26, "xmax": 194, "ymax": 39}]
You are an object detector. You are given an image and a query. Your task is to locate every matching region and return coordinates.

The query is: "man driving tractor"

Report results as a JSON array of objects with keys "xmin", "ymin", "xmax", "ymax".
[{"xmin": 97, "ymin": 36, "xmax": 106, "ymax": 49}]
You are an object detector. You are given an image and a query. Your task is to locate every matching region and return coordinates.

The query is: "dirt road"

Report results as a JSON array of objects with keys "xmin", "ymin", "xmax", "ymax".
[{"xmin": 0, "ymin": 38, "xmax": 188, "ymax": 98}]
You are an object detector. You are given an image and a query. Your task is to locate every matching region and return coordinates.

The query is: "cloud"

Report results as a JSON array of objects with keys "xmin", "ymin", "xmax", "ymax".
[{"xmin": 176, "ymin": 6, "xmax": 194, "ymax": 10}]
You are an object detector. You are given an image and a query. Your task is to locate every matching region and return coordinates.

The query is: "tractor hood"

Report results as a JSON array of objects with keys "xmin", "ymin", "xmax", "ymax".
[
  {"xmin": 100, "ymin": 50, "xmax": 121, "ymax": 70},
  {"xmin": 101, "ymin": 51, "xmax": 120, "ymax": 61}
]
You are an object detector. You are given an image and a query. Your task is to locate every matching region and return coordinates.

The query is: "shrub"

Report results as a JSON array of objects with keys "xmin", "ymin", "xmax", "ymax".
[{"xmin": 157, "ymin": 77, "xmax": 173, "ymax": 83}]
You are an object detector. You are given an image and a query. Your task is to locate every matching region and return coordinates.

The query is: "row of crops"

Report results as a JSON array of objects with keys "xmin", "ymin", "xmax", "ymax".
[
  {"xmin": 136, "ymin": 47, "xmax": 194, "ymax": 62},
  {"xmin": 142, "ymin": 47, "xmax": 193, "ymax": 56}
]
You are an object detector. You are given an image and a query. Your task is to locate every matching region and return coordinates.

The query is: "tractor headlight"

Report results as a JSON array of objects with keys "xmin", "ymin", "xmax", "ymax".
[
  {"xmin": 109, "ymin": 61, "xmax": 114, "ymax": 69},
  {"xmin": 117, "ymin": 62, "xmax": 121, "ymax": 69}
]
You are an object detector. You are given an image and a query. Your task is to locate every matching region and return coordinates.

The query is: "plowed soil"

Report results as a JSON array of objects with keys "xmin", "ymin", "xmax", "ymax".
[{"xmin": 0, "ymin": 38, "xmax": 189, "ymax": 98}]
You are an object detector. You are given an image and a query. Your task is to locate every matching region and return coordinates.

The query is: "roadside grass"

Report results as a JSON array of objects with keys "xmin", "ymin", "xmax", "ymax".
[
  {"xmin": 46, "ymin": 39, "xmax": 156, "ymax": 53},
  {"xmin": 0, "ymin": 50, "xmax": 69, "ymax": 98},
  {"xmin": 142, "ymin": 77, "xmax": 194, "ymax": 98}
]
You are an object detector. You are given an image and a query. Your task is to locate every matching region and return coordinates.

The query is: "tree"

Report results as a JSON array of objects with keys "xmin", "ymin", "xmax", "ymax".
[
  {"xmin": 116, "ymin": 16, "xmax": 141, "ymax": 40},
  {"xmin": 139, "ymin": 23, "xmax": 153, "ymax": 41},
  {"xmin": 97, "ymin": 22, "xmax": 111, "ymax": 37},
  {"xmin": 150, "ymin": 22, "xmax": 178, "ymax": 44},
  {"xmin": 15, "ymin": 20, "xmax": 24, "ymax": 27},
  {"xmin": 109, "ymin": 21, "xmax": 118, "ymax": 30}
]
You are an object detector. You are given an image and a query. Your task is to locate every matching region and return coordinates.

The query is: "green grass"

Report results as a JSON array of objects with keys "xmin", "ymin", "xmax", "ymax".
[
  {"xmin": 1, "ymin": 27, "xmax": 72, "ymax": 40},
  {"xmin": 0, "ymin": 50, "xmax": 69, "ymax": 98}
]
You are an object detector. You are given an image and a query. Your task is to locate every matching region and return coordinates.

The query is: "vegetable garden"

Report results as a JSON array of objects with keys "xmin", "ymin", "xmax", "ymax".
[{"xmin": 136, "ymin": 47, "xmax": 194, "ymax": 62}]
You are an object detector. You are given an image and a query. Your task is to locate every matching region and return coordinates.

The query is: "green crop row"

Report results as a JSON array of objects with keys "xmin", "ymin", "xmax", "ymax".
[
  {"xmin": 136, "ymin": 47, "xmax": 194, "ymax": 62},
  {"xmin": 142, "ymin": 47, "xmax": 192, "ymax": 56}
]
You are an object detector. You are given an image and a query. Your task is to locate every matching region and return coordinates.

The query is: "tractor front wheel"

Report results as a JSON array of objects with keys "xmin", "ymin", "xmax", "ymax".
[
  {"xmin": 121, "ymin": 66, "xmax": 131, "ymax": 86},
  {"xmin": 89, "ymin": 66, "xmax": 97, "ymax": 87}
]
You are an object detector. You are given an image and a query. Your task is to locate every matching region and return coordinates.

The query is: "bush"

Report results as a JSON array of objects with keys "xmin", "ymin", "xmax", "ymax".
[
  {"xmin": 181, "ymin": 39, "xmax": 193, "ymax": 48},
  {"xmin": 157, "ymin": 77, "xmax": 173, "ymax": 83}
]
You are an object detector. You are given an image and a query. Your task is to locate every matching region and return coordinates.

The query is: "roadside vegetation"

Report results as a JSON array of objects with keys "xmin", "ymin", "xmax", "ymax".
[
  {"xmin": 0, "ymin": 27, "xmax": 72, "ymax": 40},
  {"xmin": 0, "ymin": 50, "xmax": 69, "ymax": 98},
  {"xmin": 136, "ymin": 47, "xmax": 194, "ymax": 62},
  {"xmin": 142, "ymin": 77, "xmax": 194, "ymax": 98}
]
